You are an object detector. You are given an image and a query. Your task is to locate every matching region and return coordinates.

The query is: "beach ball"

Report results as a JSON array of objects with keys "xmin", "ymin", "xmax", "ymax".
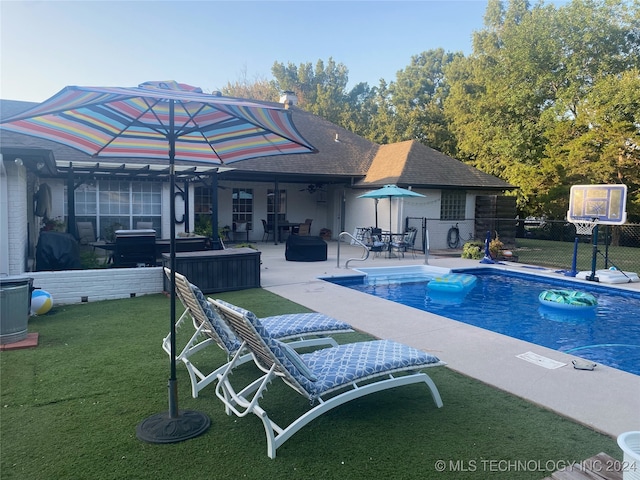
[{"xmin": 31, "ymin": 290, "xmax": 53, "ymax": 315}]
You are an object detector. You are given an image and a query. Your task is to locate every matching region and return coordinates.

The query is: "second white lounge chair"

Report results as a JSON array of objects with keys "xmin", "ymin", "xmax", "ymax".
[
  {"xmin": 210, "ymin": 298, "xmax": 446, "ymax": 458},
  {"xmin": 162, "ymin": 268, "xmax": 354, "ymax": 398}
]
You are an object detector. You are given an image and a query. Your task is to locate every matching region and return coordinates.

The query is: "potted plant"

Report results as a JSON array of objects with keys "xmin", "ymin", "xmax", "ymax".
[
  {"xmin": 489, "ymin": 233, "xmax": 504, "ymax": 259},
  {"xmin": 104, "ymin": 223, "xmax": 124, "ymax": 243},
  {"xmin": 42, "ymin": 217, "xmax": 66, "ymax": 232},
  {"xmin": 219, "ymin": 225, "xmax": 231, "ymax": 241},
  {"xmin": 319, "ymin": 228, "xmax": 332, "ymax": 240}
]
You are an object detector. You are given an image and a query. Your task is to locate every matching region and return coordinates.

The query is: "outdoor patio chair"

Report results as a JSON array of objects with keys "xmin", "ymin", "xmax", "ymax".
[
  {"xmin": 303, "ymin": 218, "xmax": 313, "ymax": 234},
  {"xmin": 233, "ymin": 221, "xmax": 249, "ymax": 242},
  {"xmin": 162, "ymin": 268, "xmax": 353, "ymax": 398},
  {"xmin": 76, "ymin": 221, "xmax": 96, "ymax": 245},
  {"xmin": 296, "ymin": 223, "xmax": 310, "ymax": 235},
  {"xmin": 261, "ymin": 219, "xmax": 274, "ymax": 242},
  {"xmin": 210, "ymin": 298, "xmax": 445, "ymax": 459},
  {"xmin": 367, "ymin": 227, "xmax": 386, "ymax": 258},
  {"xmin": 390, "ymin": 227, "xmax": 418, "ymax": 258}
]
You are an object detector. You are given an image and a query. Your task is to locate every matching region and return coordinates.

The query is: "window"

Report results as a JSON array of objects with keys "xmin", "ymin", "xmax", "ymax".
[
  {"xmin": 194, "ymin": 186, "xmax": 212, "ymax": 216},
  {"xmin": 267, "ymin": 189, "xmax": 287, "ymax": 224},
  {"xmin": 232, "ymin": 188, "xmax": 253, "ymax": 230},
  {"xmin": 66, "ymin": 180, "xmax": 162, "ymax": 238},
  {"xmin": 440, "ymin": 190, "xmax": 466, "ymax": 220}
]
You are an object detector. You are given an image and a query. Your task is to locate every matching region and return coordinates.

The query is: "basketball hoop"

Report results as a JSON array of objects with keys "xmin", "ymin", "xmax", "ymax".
[{"xmin": 572, "ymin": 219, "xmax": 598, "ymax": 236}]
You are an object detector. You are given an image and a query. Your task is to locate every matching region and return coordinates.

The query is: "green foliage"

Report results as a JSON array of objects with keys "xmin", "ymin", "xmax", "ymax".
[
  {"xmin": 42, "ymin": 217, "xmax": 66, "ymax": 232},
  {"xmin": 444, "ymin": 0, "xmax": 639, "ymax": 217},
  {"xmin": 103, "ymin": 223, "xmax": 124, "ymax": 242},
  {"xmin": 489, "ymin": 233, "xmax": 505, "ymax": 259},
  {"xmin": 233, "ymin": 242, "xmax": 257, "ymax": 250},
  {"xmin": 389, "ymin": 48, "xmax": 461, "ymax": 154},
  {"xmin": 194, "ymin": 215, "xmax": 212, "ymax": 237},
  {"xmin": 271, "ymin": 57, "xmax": 350, "ymax": 126},
  {"xmin": 461, "ymin": 240, "xmax": 484, "ymax": 259},
  {"xmin": 79, "ymin": 249, "xmax": 108, "ymax": 269},
  {"xmin": 219, "ymin": 70, "xmax": 280, "ymax": 101}
]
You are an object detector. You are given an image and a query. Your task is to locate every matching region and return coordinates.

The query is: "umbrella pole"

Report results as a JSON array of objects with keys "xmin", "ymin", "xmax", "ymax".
[
  {"xmin": 136, "ymin": 103, "xmax": 210, "ymax": 443},
  {"xmin": 374, "ymin": 199, "xmax": 378, "ymax": 228}
]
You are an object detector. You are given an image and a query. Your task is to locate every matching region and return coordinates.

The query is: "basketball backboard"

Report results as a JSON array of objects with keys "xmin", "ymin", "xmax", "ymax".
[{"xmin": 567, "ymin": 184, "xmax": 627, "ymax": 225}]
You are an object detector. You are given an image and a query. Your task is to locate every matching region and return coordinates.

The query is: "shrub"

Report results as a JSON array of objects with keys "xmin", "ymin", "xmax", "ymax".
[
  {"xmin": 489, "ymin": 234, "xmax": 504, "ymax": 259},
  {"xmin": 462, "ymin": 241, "xmax": 484, "ymax": 259}
]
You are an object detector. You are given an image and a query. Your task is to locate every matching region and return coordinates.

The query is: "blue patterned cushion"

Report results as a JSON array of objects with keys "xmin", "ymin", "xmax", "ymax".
[
  {"xmin": 275, "ymin": 340, "xmax": 318, "ymax": 381},
  {"xmin": 261, "ymin": 312, "xmax": 351, "ymax": 339},
  {"xmin": 237, "ymin": 309, "xmax": 442, "ymax": 401},
  {"xmin": 238, "ymin": 309, "xmax": 318, "ymax": 392},
  {"xmin": 214, "ymin": 300, "xmax": 351, "ymax": 339},
  {"xmin": 298, "ymin": 340, "xmax": 441, "ymax": 400},
  {"xmin": 190, "ymin": 284, "xmax": 241, "ymax": 353}
]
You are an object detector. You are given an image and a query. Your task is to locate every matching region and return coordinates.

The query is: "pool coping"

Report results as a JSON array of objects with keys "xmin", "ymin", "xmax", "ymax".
[{"xmin": 255, "ymin": 241, "xmax": 640, "ymax": 439}]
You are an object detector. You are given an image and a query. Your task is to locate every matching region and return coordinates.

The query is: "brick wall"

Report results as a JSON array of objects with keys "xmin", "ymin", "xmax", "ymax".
[{"xmin": 28, "ymin": 267, "xmax": 165, "ymax": 305}]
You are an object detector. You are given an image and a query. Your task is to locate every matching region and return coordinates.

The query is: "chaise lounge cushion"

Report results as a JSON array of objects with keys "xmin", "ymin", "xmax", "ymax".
[
  {"xmin": 238, "ymin": 308, "xmax": 442, "ymax": 401},
  {"xmin": 190, "ymin": 284, "xmax": 241, "ymax": 353},
  {"xmin": 275, "ymin": 340, "xmax": 318, "ymax": 381},
  {"xmin": 214, "ymin": 299, "xmax": 352, "ymax": 340}
]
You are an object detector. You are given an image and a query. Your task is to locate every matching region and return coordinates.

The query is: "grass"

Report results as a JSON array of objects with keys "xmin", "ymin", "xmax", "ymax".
[
  {"xmin": 1, "ymin": 290, "xmax": 622, "ymax": 479},
  {"xmin": 514, "ymin": 238, "xmax": 640, "ymax": 273}
]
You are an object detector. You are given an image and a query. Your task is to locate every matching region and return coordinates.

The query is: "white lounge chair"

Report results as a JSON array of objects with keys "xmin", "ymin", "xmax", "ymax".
[
  {"xmin": 162, "ymin": 268, "xmax": 353, "ymax": 398},
  {"xmin": 210, "ymin": 298, "xmax": 445, "ymax": 459}
]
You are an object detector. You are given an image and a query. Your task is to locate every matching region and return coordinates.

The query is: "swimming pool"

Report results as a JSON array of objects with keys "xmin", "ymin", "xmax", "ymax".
[{"xmin": 323, "ymin": 267, "xmax": 640, "ymax": 376}]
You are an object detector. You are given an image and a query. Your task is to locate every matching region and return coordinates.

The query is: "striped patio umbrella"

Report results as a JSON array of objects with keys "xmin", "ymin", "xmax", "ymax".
[
  {"xmin": 1, "ymin": 81, "xmax": 315, "ymax": 163},
  {"xmin": 0, "ymin": 80, "xmax": 317, "ymax": 443}
]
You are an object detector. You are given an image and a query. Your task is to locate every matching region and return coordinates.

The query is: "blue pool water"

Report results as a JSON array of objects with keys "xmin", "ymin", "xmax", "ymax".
[{"xmin": 324, "ymin": 268, "xmax": 640, "ymax": 376}]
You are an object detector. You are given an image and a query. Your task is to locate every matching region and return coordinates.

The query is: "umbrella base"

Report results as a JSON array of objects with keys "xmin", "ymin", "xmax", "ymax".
[{"xmin": 136, "ymin": 410, "xmax": 210, "ymax": 443}]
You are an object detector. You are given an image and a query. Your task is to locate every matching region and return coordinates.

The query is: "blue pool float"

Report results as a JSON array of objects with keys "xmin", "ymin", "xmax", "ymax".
[
  {"xmin": 538, "ymin": 289, "xmax": 597, "ymax": 310},
  {"xmin": 427, "ymin": 273, "xmax": 477, "ymax": 293}
]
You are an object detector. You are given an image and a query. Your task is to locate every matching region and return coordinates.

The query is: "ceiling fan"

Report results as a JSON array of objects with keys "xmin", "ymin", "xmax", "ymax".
[{"xmin": 299, "ymin": 183, "xmax": 325, "ymax": 194}]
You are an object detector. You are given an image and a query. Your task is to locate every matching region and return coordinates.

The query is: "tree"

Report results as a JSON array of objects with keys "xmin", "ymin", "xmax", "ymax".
[
  {"xmin": 388, "ymin": 49, "xmax": 461, "ymax": 154},
  {"xmin": 219, "ymin": 67, "xmax": 280, "ymax": 102},
  {"xmin": 444, "ymin": 0, "xmax": 639, "ymax": 217},
  {"xmin": 271, "ymin": 57, "xmax": 350, "ymax": 126}
]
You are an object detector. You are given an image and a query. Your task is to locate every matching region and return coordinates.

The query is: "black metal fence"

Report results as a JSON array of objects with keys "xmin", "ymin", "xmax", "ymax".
[{"xmin": 486, "ymin": 218, "xmax": 640, "ymax": 273}]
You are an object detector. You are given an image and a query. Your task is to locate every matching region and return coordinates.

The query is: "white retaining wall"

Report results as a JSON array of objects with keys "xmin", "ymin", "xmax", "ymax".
[{"xmin": 28, "ymin": 267, "xmax": 165, "ymax": 305}]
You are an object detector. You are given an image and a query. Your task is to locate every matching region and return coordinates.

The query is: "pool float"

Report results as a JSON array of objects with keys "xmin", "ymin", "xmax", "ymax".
[
  {"xmin": 575, "ymin": 269, "xmax": 639, "ymax": 284},
  {"xmin": 538, "ymin": 289, "xmax": 597, "ymax": 310},
  {"xmin": 427, "ymin": 273, "xmax": 477, "ymax": 293}
]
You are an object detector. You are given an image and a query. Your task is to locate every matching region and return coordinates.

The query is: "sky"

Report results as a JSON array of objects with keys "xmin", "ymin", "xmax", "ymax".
[{"xmin": 0, "ymin": 0, "xmax": 495, "ymax": 102}]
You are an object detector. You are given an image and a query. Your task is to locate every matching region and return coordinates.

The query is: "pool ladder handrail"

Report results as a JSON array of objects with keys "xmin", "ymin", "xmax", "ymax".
[{"xmin": 337, "ymin": 231, "xmax": 370, "ymax": 268}]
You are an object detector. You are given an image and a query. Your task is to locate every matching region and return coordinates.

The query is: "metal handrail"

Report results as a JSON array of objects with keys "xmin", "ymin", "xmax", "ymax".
[{"xmin": 337, "ymin": 231, "xmax": 369, "ymax": 268}]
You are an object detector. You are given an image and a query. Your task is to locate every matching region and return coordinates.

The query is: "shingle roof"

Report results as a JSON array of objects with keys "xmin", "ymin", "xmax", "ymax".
[
  {"xmin": 221, "ymin": 105, "xmax": 379, "ymax": 177},
  {"xmin": 359, "ymin": 140, "xmax": 513, "ymax": 190},
  {"xmin": 1, "ymin": 98, "xmax": 514, "ymax": 191}
]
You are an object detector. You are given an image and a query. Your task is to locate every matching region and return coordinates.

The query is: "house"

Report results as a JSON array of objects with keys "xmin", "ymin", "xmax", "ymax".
[{"xmin": 1, "ymin": 94, "xmax": 513, "ymax": 297}]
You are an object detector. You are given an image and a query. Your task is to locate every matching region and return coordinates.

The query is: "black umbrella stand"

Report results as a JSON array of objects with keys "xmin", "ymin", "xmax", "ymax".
[{"xmin": 136, "ymin": 107, "xmax": 210, "ymax": 443}]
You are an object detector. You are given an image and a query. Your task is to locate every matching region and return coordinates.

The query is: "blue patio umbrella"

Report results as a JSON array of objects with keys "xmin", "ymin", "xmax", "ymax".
[
  {"xmin": 0, "ymin": 80, "xmax": 317, "ymax": 444},
  {"xmin": 358, "ymin": 184, "xmax": 425, "ymax": 231}
]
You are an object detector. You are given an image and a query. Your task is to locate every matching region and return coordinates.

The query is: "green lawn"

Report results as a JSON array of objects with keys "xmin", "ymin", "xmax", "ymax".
[
  {"xmin": 514, "ymin": 238, "xmax": 640, "ymax": 273},
  {"xmin": 0, "ymin": 290, "xmax": 622, "ymax": 479}
]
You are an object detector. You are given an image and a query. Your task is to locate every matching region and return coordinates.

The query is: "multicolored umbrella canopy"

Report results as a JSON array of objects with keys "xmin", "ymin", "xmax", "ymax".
[
  {"xmin": 358, "ymin": 184, "xmax": 425, "ymax": 230},
  {"xmin": 1, "ymin": 80, "xmax": 316, "ymax": 163},
  {"xmin": 0, "ymin": 81, "xmax": 317, "ymax": 444}
]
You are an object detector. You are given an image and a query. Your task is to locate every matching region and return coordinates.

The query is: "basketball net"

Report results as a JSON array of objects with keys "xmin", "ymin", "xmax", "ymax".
[{"xmin": 572, "ymin": 218, "xmax": 598, "ymax": 236}]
